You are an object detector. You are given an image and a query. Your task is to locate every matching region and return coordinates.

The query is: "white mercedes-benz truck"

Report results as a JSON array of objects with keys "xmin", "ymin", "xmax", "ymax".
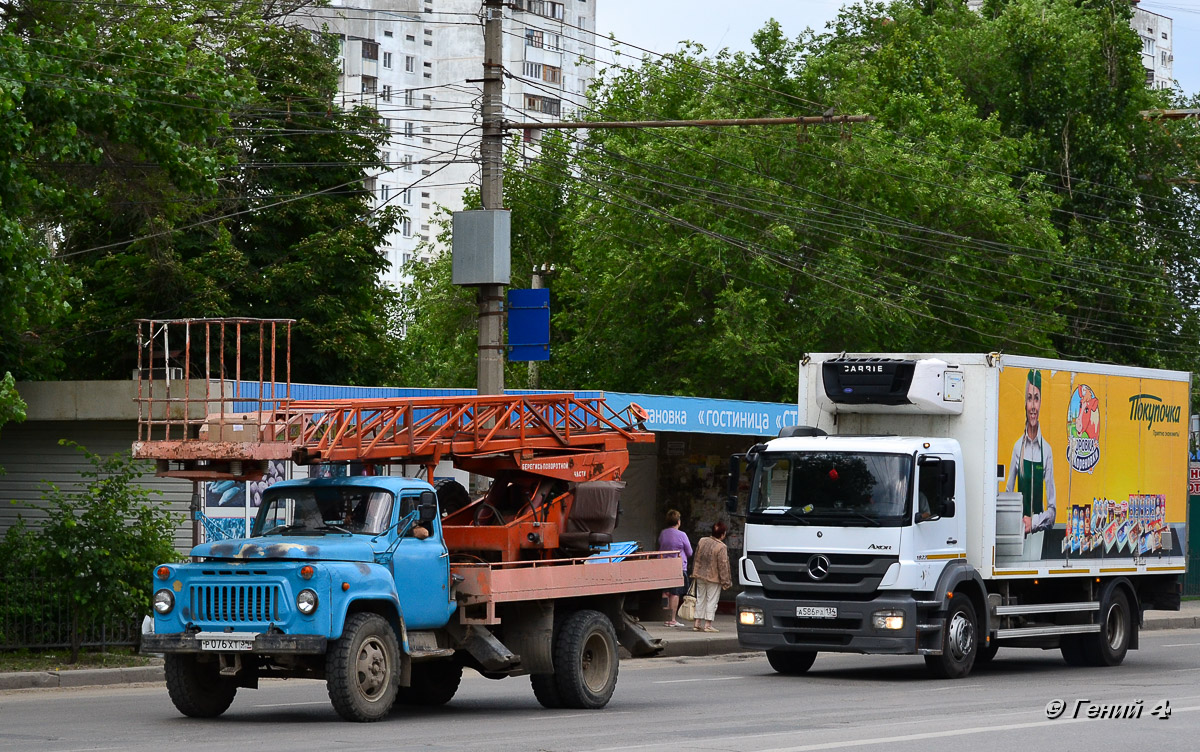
[{"xmin": 733, "ymin": 353, "xmax": 1188, "ymax": 678}]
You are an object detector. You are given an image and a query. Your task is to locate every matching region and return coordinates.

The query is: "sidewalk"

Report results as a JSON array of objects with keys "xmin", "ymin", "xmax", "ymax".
[{"xmin": 2, "ymin": 601, "xmax": 1197, "ymax": 691}]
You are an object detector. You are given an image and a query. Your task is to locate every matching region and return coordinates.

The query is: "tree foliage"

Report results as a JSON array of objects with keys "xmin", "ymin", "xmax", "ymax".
[
  {"xmin": 1, "ymin": 0, "xmax": 401, "ymax": 387},
  {"xmin": 396, "ymin": 0, "xmax": 1200, "ymax": 402}
]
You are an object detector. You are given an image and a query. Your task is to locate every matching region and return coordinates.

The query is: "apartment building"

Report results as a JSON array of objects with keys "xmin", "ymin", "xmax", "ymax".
[
  {"xmin": 1132, "ymin": 2, "xmax": 1174, "ymax": 90},
  {"xmin": 286, "ymin": 0, "xmax": 597, "ymax": 289}
]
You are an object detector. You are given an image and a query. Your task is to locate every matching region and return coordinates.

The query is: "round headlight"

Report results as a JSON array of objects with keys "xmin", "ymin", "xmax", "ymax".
[
  {"xmin": 153, "ymin": 589, "xmax": 175, "ymax": 615},
  {"xmin": 296, "ymin": 589, "xmax": 319, "ymax": 615}
]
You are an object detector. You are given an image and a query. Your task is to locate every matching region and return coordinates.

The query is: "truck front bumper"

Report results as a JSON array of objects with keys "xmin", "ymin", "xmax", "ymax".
[
  {"xmin": 141, "ymin": 632, "xmax": 328, "ymax": 655},
  {"xmin": 736, "ymin": 588, "xmax": 921, "ymax": 655}
]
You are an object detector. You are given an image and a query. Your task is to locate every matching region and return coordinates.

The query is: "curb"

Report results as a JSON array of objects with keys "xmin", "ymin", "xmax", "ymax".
[{"xmin": 0, "ymin": 664, "xmax": 164, "ymax": 691}]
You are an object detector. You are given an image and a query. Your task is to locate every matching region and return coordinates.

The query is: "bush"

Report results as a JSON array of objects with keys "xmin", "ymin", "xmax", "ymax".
[{"xmin": 2, "ymin": 442, "xmax": 180, "ymax": 660}]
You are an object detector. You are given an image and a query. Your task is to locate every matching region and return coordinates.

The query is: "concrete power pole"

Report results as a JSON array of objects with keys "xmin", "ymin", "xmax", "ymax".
[{"xmin": 477, "ymin": 0, "xmax": 506, "ymax": 395}]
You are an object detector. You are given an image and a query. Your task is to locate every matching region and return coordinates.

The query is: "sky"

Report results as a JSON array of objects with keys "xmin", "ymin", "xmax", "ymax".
[{"xmin": 595, "ymin": 0, "xmax": 1200, "ymax": 98}]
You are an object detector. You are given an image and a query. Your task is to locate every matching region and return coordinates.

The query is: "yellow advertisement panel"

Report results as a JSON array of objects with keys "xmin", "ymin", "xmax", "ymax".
[{"xmin": 996, "ymin": 364, "xmax": 1186, "ymax": 562}]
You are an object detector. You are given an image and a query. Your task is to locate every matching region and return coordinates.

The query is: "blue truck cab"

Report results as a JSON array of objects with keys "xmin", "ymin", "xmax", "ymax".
[{"xmin": 143, "ymin": 475, "xmax": 452, "ymax": 721}]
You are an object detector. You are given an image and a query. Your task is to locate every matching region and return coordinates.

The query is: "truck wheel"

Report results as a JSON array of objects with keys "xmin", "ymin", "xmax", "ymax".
[
  {"xmin": 765, "ymin": 649, "xmax": 817, "ymax": 675},
  {"xmin": 1060, "ymin": 635, "xmax": 1089, "ymax": 666},
  {"xmin": 976, "ymin": 640, "xmax": 1000, "ymax": 665},
  {"xmin": 530, "ymin": 674, "xmax": 564, "ymax": 709},
  {"xmin": 326, "ymin": 613, "xmax": 400, "ymax": 722},
  {"xmin": 552, "ymin": 610, "xmax": 619, "ymax": 709},
  {"xmin": 1083, "ymin": 589, "xmax": 1132, "ymax": 667},
  {"xmin": 164, "ymin": 654, "xmax": 237, "ymax": 718},
  {"xmin": 924, "ymin": 598, "xmax": 978, "ymax": 679},
  {"xmin": 398, "ymin": 660, "xmax": 463, "ymax": 706}
]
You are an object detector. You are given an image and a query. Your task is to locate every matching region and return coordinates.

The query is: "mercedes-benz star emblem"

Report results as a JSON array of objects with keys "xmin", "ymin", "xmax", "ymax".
[{"xmin": 807, "ymin": 554, "xmax": 831, "ymax": 581}]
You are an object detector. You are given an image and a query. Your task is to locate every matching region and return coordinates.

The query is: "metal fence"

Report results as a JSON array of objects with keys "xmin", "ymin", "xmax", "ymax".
[{"xmin": 0, "ymin": 576, "xmax": 140, "ymax": 651}]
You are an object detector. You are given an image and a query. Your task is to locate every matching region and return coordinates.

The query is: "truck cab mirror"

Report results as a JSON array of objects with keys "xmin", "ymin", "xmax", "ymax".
[
  {"xmin": 727, "ymin": 455, "xmax": 743, "ymax": 514},
  {"xmin": 417, "ymin": 490, "xmax": 438, "ymax": 523}
]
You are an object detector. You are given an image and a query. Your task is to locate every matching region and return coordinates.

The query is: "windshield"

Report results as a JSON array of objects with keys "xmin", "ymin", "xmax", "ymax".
[
  {"xmin": 748, "ymin": 451, "xmax": 912, "ymax": 526},
  {"xmin": 251, "ymin": 486, "xmax": 394, "ymax": 536}
]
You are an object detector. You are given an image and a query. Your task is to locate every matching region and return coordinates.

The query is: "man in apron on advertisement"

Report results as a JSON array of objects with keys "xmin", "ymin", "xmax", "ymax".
[{"xmin": 1005, "ymin": 369, "xmax": 1057, "ymax": 560}]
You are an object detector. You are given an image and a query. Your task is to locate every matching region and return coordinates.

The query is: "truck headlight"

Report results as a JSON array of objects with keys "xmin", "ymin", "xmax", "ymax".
[
  {"xmin": 871, "ymin": 609, "xmax": 904, "ymax": 630},
  {"xmin": 739, "ymin": 607, "xmax": 764, "ymax": 626},
  {"xmin": 296, "ymin": 589, "xmax": 319, "ymax": 615},
  {"xmin": 153, "ymin": 589, "xmax": 175, "ymax": 615}
]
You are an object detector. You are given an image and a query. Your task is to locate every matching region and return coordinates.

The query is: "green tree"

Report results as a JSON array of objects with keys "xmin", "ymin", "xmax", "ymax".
[
  {"xmin": 398, "ymin": 1, "xmax": 1200, "ymax": 400},
  {"xmin": 2, "ymin": 0, "xmax": 403, "ymax": 386}
]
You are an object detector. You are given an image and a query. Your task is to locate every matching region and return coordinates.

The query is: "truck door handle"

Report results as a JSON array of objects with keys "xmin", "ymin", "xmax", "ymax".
[{"xmin": 946, "ymin": 538, "xmax": 957, "ymax": 545}]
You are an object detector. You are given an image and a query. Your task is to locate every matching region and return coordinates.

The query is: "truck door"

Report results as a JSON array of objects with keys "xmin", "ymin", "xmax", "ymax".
[
  {"xmin": 389, "ymin": 493, "xmax": 453, "ymax": 629},
  {"xmin": 910, "ymin": 454, "xmax": 966, "ymax": 589}
]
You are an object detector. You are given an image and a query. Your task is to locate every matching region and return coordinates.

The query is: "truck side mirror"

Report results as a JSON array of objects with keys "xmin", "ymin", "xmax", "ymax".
[{"xmin": 418, "ymin": 490, "xmax": 438, "ymax": 523}]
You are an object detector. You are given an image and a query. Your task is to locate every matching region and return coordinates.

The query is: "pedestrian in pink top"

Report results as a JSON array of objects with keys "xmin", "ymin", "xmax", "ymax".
[{"xmin": 658, "ymin": 509, "xmax": 693, "ymax": 627}]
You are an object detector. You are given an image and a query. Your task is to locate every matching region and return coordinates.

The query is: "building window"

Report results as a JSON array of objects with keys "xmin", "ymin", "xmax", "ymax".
[
  {"xmin": 523, "ymin": 61, "xmax": 542, "ymax": 79},
  {"xmin": 382, "ymin": 84, "xmax": 392, "ymax": 102},
  {"xmin": 402, "ymin": 252, "xmax": 411, "ymax": 265},
  {"xmin": 545, "ymin": 34, "xmax": 562, "ymax": 52},
  {"xmin": 405, "ymin": 55, "xmax": 415, "ymax": 72},
  {"xmin": 526, "ymin": 29, "xmax": 543, "ymax": 48},
  {"xmin": 362, "ymin": 41, "xmax": 379, "ymax": 60},
  {"xmin": 383, "ymin": 118, "xmax": 393, "ymax": 132},
  {"xmin": 384, "ymin": 30, "xmax": 393, "ymax": 37},
  {"xmin": 402, "ymin": 218, "xmax": 412, "ymax": 237},
  {"xmin": 406, "ymin": 34, "xmax": 416, "ymax": 42},
  {"xmin": 524, "ymin": 94, "xmax": 561, "ymax": 117},
  {"xmin": 1162, "ymin": 51, "xmax": 1169, "ymax": 66},
  {"xmin": 361, "ymin": 76, "xmax": 377, "ymax": 94},
  {"xmin": 1146, "ymin": 68, "xmax": 1155, "ymax": 86},
  {"xmin": 382, "ymin": 150, "xmax": 391, "ymax": 167},
  {"xmin": 403, "ymin": 155, "xmax": 413, "ymax": 171},
  {"xmin": 1163, "ymin": 32, "xmax": 1168, "ymax": 40},
  {"xmin": 1143, "ymin": 37, "xmax": 1155, "ymax": 55},
  {"xmin": 405, "ymin": 89, "xmax": 415, "ymax": 106},
  {"xmin": 543, "ymin": 64, "xmax": 561, "ymax": 84},
  {"xmin": 383, "ymin": 51, "xmax": 393, "ymax": 69},
  {"xmin": 404, "ymin": 121, "xmax": 414, "ymax": 138},
  {"xmin": 381, "ymin": 184, "xmax": 391, "ymax": 202},
  {"xmin": 401, "ymin": 188, "xmax": 411, "ymax": 204}
]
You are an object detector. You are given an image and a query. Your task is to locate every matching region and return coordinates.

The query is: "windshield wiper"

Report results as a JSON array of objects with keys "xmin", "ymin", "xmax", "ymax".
[
  {"xmin": 782, "ymin": 507, "xmax": 812, "ymax": 525},
  {"xmin": 839, "ymin": 510, "xmax": 882, "ymax": 527},
  {"xmin": 316, "ymin": 523, "xmax": 352, "ymax": 535},
  {"xmin": 261, "ymin": 524, "xmax": 298, "ymax": 537}
]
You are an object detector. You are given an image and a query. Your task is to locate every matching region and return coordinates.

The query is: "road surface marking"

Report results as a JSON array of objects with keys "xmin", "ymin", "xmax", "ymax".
[{"xmin": 652, "ymin": 676, "xmax": 744, "ymax": 684}]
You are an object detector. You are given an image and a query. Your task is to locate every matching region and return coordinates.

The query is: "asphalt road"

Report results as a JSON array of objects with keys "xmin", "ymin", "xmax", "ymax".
[{"xmin": 3, "ymin": 629, "xmax": 1200, "ymax": 752}]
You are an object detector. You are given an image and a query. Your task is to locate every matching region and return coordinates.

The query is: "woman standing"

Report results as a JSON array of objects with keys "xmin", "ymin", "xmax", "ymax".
[
  {"xmin": 692, "ymin": 521, "xmax": 732, "ymax": 632},
  {"xmin": 657, "ymin": 509, "xmax": 693, "ymax": 627}
]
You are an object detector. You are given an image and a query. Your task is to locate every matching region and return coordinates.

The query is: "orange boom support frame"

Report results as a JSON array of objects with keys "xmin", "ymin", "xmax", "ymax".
[{"xmin": 131, "ymin": 318, "xmax": 655, "ymax": 562}]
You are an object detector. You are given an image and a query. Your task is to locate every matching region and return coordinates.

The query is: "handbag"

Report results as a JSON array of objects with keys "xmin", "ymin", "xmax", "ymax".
[{"xmin": 676, "ymin": 579, "xmax": 697, "ymax": 622}]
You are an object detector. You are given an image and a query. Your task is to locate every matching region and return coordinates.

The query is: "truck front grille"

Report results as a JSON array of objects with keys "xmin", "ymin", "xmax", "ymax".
[
  {"xmin": 190, "ymin": 583, "xmax": 284, "ymax": 623},
  {"xmin": 749, "ymin": 551, "xmax": 898, "ymax": 600}
]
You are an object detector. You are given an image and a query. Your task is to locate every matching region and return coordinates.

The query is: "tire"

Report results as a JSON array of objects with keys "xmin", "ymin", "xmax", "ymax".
[
  {"xmin": 976, "ymin": 640, "xmax": 1000, "ymax": 665},
  {"xmin": 434, "ymin": 479, "xmax": 472, "ymax": 516},
  {"xmin": 766, "ymin": 649, "xmax": 817, "ymax": 675},
  {"xmin": 326, "ymin": 613, "xmax": 401, "ymax": 722},
  {"xmin": 551, "ymin": 610, "xmax": 619, "ymax": 709},
  {"xmin": 924, "ymin": 597, "xmax": 978, "ymax": 679},
  {"xmin": 398, "ymin": 660, "xmax": 463, "ymax": 706},
  {"xmin": 1060, "ymin": 635, "xmax": 1090, "ymax": 666},
  {"xmin": 1082, "ymin": 589, "xmax": 1132, "ymax": 667},
  {"xmin": 530, "ymin": 673, "xmax": 564, "ymax": 709},
  {"xmin": 164, "ymin": 654, "xmax": 237, "ymax": 718}
]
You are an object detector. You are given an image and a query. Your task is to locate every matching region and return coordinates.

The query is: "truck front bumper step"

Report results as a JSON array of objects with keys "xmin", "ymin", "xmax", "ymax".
[{"xmin": 141, "ymin": 632, "xmax": 328, "ymax": 654}]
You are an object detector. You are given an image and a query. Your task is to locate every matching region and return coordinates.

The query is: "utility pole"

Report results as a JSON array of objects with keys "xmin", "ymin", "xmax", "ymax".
[{"xmin": 477, "ymin": 0, "xmax": 506, "ymax": 395}]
